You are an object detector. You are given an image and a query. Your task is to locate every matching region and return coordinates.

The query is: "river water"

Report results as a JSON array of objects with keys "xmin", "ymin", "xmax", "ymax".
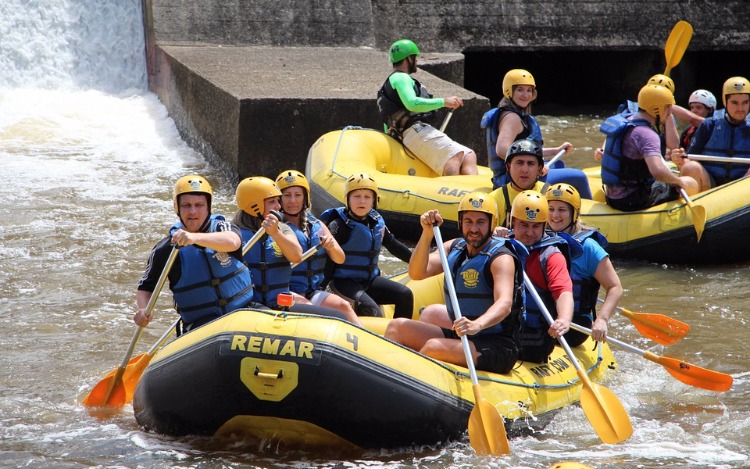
[{"xmin": 1, "ymin": 1, "xmax": 748, "ymax": 468}]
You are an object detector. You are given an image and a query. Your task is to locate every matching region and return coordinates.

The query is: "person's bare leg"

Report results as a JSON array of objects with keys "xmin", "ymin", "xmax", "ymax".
[
  {"xmin": 680, "ymin": 161, "xmax": 711, "ymax": 193},
  {"xmin": 441, "ymin": 152, "xmax": 464, "ymax": 176},
  {"xmin": 460, "ymin": 151, "xmax": 478, "ymax": 175}
]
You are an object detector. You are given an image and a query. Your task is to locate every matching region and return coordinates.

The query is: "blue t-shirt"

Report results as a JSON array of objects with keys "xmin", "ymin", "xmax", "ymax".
[{"xmin": 571, "ymin": 236, "xmax": 608, "ymax": 280}]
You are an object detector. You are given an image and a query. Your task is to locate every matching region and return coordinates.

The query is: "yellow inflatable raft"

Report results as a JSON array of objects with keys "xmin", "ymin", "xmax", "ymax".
[
  {"xmin": 133, "ymin": 272, "xmax": 618, "ymax": 452},
  {"xmin": 306, "ymin": 127, "xmax": 750, "ymax": 264}
]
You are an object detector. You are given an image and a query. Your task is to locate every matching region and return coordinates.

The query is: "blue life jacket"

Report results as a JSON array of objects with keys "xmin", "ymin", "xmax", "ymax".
[
  {"xmin": 600, "ymin": 114, "xmax": 654, "ymax": 187},
  {"xmin": 169, "ymin": 215, "xmax": 254, "ymax": 326},
  {"xmin": 241, "ymin": 227, "xmax": 292, "ymax": 308},
  {"xmin": 323, "ymin": 207, "xmax": 384, "ymax": 282},
  {"xmin": 696, "ymin": 117, "xmax": 750, "ymax": 183},
  {"xmin": 445, "ymin": 237, "xmax": 526, "ymax": 338},
  {"xmin": 569, "ymin": 230, "xmax": 609, "ymax": 325},
  {"xmin": 615, "ymin": 100, "xmax": 639, "ymax": 117},
  {"xmin": 481, "ymin": 106, "xmax": 543, "ymax": 185},
  {"xmin": 522, "ymin": 234, "xmax": 579, "ymax": 330},
  {"xmin": 288, "ymin": 215, "xmax": 327, "ymax": 296}
]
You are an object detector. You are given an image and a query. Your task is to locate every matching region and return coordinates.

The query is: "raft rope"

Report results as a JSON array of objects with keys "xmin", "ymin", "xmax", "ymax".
[{"xmin": 258, "ymin": 308, "xmax": 610, "ymax": 392}]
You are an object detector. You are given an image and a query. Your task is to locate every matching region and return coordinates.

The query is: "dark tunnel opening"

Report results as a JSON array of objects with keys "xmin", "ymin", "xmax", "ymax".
[{"xmin": 464, "ymin": 49, "xmax": 750, "ymax": 113}]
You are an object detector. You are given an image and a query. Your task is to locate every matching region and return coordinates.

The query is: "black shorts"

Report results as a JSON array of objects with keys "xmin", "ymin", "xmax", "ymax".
[
  {"xmin": 518, "ymin": 326, "xmax": 556, "ymax": 364},
  {"xmin": 606, "ymin": 181, "xmax": 678, "ymax": 212},
  {"xmin": 441, "ymin": 328, "xmax": 519, "ymax": 374}
]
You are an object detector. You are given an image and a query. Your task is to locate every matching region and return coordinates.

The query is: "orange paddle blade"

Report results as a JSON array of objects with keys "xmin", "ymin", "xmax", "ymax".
[
  {"xmin": 644, "ymin": 352, "xmax": 733, "ymax": 392},
  {"xmin": 467, "ymin": 384, "xmax": 510, "ymax": 455},
  {"xmin": 578, "ymin": 371, "xmax": 633, "ymax": 444},
  {"xmin": 82, "ymin": 371, "xmax": 127, "ymax": 408},
  {"xmin": 621, "ymin": 309, "xmax": 690, "ymax": 346}
]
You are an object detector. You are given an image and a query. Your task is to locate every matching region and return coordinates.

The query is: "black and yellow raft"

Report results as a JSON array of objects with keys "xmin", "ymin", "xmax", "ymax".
[
  {"xmin": 133, "ymin": 273, "xmax": 617, "ymax": 452},
  {"xmin": 306, "ymin": 127, "xmax": 750, "ymax": 264}
]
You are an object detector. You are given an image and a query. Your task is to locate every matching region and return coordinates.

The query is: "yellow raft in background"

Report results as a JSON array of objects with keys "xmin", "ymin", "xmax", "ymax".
[
  {"xmin": 307, "ymin": 126, "xmax": 750, "ymax": 264},
  {"xmin": 133, "ymin": 272, "xmax": 617, "ymax": 453}
]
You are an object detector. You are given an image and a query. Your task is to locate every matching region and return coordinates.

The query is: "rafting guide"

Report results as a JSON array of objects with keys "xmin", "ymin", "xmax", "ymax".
[{"xmin": 377, "ymin": 38, "xmax": 478, "ymax": 176}]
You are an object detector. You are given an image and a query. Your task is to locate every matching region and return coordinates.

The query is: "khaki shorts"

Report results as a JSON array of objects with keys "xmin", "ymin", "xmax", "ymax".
[{"xmin": 402, "ymin": 123, "xmax": 473, "ymax": 176}]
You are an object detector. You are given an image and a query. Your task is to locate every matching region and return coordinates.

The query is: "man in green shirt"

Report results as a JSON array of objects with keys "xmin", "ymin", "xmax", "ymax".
[{"xmin": 377, "ymin": 39, "xmax": 478, "ymax": 176}]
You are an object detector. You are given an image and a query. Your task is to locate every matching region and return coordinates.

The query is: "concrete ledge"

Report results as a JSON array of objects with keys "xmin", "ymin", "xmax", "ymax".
[{"xmin": 149, "ymin": 45, "xmax": 489, "ymax": 181}]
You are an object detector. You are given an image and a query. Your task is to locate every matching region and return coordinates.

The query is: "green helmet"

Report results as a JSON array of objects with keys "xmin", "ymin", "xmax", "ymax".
[{"xmin": 389, "ymin": 39, "xmax": 420, "ymax": 63}]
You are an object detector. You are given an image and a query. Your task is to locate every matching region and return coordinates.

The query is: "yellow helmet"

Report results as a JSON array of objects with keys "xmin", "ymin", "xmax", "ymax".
[
  {"xmin": 502, "ymin": 69, "xmax": 537, "ymax": 100},
  {"xmin": 647, "ymin": 74, "xmax": 675, "ymax": 94},
  {"xmin": 637, "ymin": 84, "xmax": 675, "ymax": 119},
  {"xmin": 345, "ymin": 173, "xmax": 378, "ymax": 209},
  {"xmin": 511, "ymin": 190, "xmax": 548, "ymax": 223},
  {"xmin": 458, "ymin": 192, "xmax": 498, "ymax": 232},
  {"xmin": 275, "ymin": 169, "xmax": 311, "ymax": 209},
  {"xmin": 546, "ymin": 183, "xmax": 581, "ymax": 221},
  {"xmin": 173, "ymin": 174, "xmax": 213, "ymax": 214},
  {"xmin": 236, "ymin": 176, "xmax": 281, "ymax": 217},
  {"xmin": 722, "ymin": 76, "xmax": 750, "ymax": 107},
  {"xmin": 345, "ymin": 173, "xmax": 378, "ymax": 196}
]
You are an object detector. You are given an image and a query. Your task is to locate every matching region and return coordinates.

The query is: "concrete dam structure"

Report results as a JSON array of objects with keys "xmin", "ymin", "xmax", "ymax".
[{"xmin": 142, "ymin": 0, "xmax": 750, "ymax": 180}]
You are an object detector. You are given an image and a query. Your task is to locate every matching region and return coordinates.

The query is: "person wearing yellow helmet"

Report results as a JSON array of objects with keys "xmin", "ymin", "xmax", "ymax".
[
  {"xmin": 674, "ymin": 76, "xmax": 750, "ymax": 192},
  {"xmin": 377, "ymin": 39, "xmax": 478, "ymax": 176},
  {"xmin": 134, "ymin": 174, "xmax": 255, "ymax": 334},
  {"xmin": 510, "ymin": 190, "xmax": 575, "ymax": 363},
  {"xmin": 599, "ymin": 74, "xmax": 683, "ymax": 161},
  {"xmin": 233, "ymin": 175, "xmax": 352, "ymax": 321},
  {"xmin": 319, "ymin": 173, "xmax": 414, "ymax": 319},
  {"xmin": 545, "ymin": 183, "xmax": 623, "ymax": 344},
  {"xmin": 481, "ymin": 68, "xmax": 592, "ymax": 199},
  {"xmin": 275, "ymin": 170, "xmax": 362, "ymax": 326},
  {"xmin": 384, "ymin": 192, "xmax": 525, "ymax": 374},
  {"xmin": 600, "ymin": 84, "xmax": 699, "ymax": 211},
  {"xmin": 233, "ymin": 176, "xmax": 303, "ymax": 308}
]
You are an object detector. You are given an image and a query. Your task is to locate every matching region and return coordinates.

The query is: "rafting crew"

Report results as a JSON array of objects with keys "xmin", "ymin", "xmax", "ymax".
[
  {"xmin": 385, "ymin": 192, "xmax": 526, "ymax": 374},
  {"xmin": 673, "ymin": 89, "xmax": 718, "ymax": 149},
  {"xmin": 275, "ymin": 169, "xmax": 362, "ymax": 326},
  {"xmin": 481, "ymin": 68, "xmax": 592, "ymax": 199},
  {"xmin": 233, "ymin": 176, "xmax": 350, "ymax": 320},
  {"xmin": 545, "ymin": 184, "xmax": 623, "ymax": 344},
  {"xmin": 377, "ymin": 38, "xmax": 478, "ymax": 176},
  {"xmin": 509, "ymin": 190, "xmax": 578, "ymax": 364},
  {"xmin": 600, "ymin": 84, "xmax": 700, "ymax": 211},
  {"xmin": 319, "ymin": 173, "xmax": 415, "ymax": 319},
  {"xmin": 673, "ymin": 76, "xmax": 750, "ymax": 192},
  {"xmin": 488, "ymin": 139, "xmax": 548, "ymax": 232},
  {"xmin": 133, "ymin": 175, "xmax": 256, "ymax": 334}
]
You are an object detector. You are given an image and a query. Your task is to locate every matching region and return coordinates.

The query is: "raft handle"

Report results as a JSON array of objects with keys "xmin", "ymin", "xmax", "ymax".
[{"xmin": 254, "ymin": 366, "xmax": 284, "ymax": 379}]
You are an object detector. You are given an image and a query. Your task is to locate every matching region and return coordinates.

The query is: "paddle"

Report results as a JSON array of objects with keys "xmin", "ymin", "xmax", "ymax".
[
  {"xmin": 291, "ymin": 243, "xmax": 323, "ymax": 268},
  {"xmin": 241, "ymin": 210, "xmax": 283, "ymax": 256},
  {"xmin": 545, "ymin": 148, "xmax": 566, "ymax": 169},
  {"xmin": 679, "ymin": 187, "xmax": 706, "ymax": 242},
  {"xmin": 663, "ymin": 20, "xmax": 693, "ymax": 76},
  {"xmin": 597, "ymin": 298, "xmax": 690, "ymax": 346},
  {"xmin": 568, "ymin": 322, "xmax": 733, "ymax": 392},
  {"xmin": 523, "ymin": 272, "xmax": 632, "ymax": 444},
  {"xmin": 687, "ymin": 154, "xmax": 750, "ymax": 165},
  {"xmin": 118, "ymin": 318, "xmax": 180, "ymax": 403},
  {"xmin": 433, "ymin": 224, "xmax": 510, "ymax": 455},
  {"xmin": 83, "ymin": 245, "xmax": 179, "ymax": 408},
  {"xmin": 660, "ymin": 157, "xmax": 706, "ymax": 242},
  {"xmin": 439, "ymin": 109, "xmax": 454, "ymax": 132}
]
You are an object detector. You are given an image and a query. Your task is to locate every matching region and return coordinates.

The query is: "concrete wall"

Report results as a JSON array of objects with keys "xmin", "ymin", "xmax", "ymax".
[{"xmin": 151, "ymin": 0, "xmax": 749, "ymax": 51}]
